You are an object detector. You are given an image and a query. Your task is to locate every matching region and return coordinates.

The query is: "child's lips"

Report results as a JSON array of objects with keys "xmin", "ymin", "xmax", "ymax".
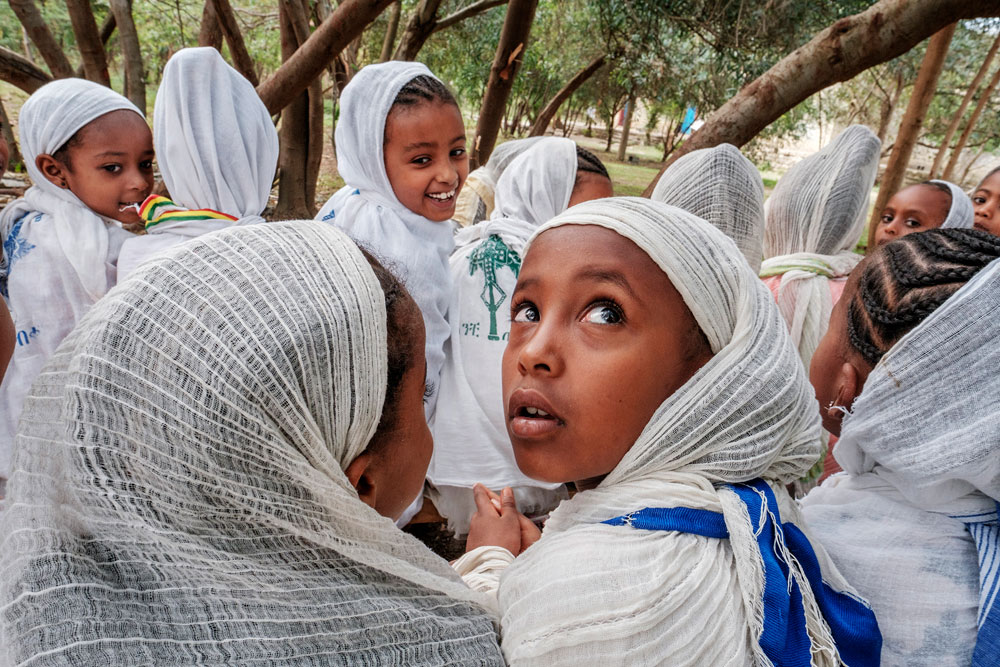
[
  {"xmin": 508, "ymin": 388, "xmax": 564, "ymax": 439},
  {"xmin": 425, "ymin": 188, "xmax": 457, "ymax": 208}
]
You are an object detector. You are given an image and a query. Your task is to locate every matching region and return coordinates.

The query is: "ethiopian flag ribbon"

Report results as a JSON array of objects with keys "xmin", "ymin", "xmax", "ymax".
[{"xmin": 138, "ymin": 195, "xmax": 238, "ymax": 231}]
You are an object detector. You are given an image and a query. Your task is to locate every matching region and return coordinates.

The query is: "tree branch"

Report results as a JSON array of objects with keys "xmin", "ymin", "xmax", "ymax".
[
  {"xmin": 432, "ymin": 0, "xmax": 508, "ymax": 34},
  {"xmin": 0, "ymin": 45, "xmax": 53, "ymax": 93}
]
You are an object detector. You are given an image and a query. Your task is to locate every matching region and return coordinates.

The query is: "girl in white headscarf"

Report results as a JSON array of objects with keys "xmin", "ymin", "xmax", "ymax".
[
  {"xmin": 0, "ymin": 79, "xmax": 152, "ymax": 489},
  {"xmin": 428, "ymin": 138, "xmax": 612, "ymax": 536},
  {"xmin": 317, "ymin": 61, "xmax": 468, "ymax": 419},
  {"xmin": 0, "ymin": 221, "xmax": 503, "ymax": 665},
  {"xmin": 116, "ymin": 47, "xmax": 279, "ymax": 282},
  {"xmin": 871, "ymin": 179, "xmax": 975, "ymax": 249},
  {"xmin": 455, "ymin": 197, "xmax": 881, "ymax": 666},
  {"xmin": 651, "ymin": 143, "xmax": 766, "ymax": 272},
  {"xmin": 802, "ymin": 228, "xmax": 1000, "ymax": 666},
  {"xmin": 453, "ymin": 137, "xmax": 544, "ymax": 227}
]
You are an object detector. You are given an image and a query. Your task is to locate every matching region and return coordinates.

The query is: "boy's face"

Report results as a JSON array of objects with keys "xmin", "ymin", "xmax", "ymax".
[
  {"xmin": 382, "ymin": 101, "xmax": 468, "ymax": 222},
  {"xmin": 501, "ymin": 225, "xmax": 711, "ymax": 486},
  {"xmin": 39, "ymin": 109, "xmax": 154, "ymax": 225},
  {"xmin": 973, "ymin": 171, "xmax": 1000, "ymax": 236},
  {"xmin": 873, "ymin": 184, "xmax": 950, "ymax": 248}
]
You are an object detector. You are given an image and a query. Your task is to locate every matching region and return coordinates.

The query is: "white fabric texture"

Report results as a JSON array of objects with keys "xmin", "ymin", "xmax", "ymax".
[
  {"xmin": 930, "ymin": 179, "xmax": 976, "ymax": 230},
  {"xmin": 117, "ymin": 47, "xmax": 279, "ymax": 281},
  {"xmin": 0, "ymin": 79, "xmax": 137, "ymax": 480},
  {"xmin": 650, "ymin": 143, "xmax": 765, "ymax": 272},
  {"xmin": 801, "ymin": 256, "xmax": 1000, "ymax": 666},
  {"xmin": 490, "ymin": 197, "xmax": 857, "ymax": 666},
  {"xmin": 316, "ymin": 61, "xmax": 454, "ymax": 416},
  {"xmin": 454, "ymin": 546, "xmax": 516, "ymax": 597},
  {"xmin": 0, "ymin": 221, "xmax": 502, "ymax": 665},
  {"xmin": 760, "ymin": 124, "xmax": 881, "ymax": 368},
  {"xmin": 453, "ymin": 137, "xmax": 544, "ymax": 227},
  {"xmin": 429, "ymin": 138, "xmax": 576, "ymax": 509}
]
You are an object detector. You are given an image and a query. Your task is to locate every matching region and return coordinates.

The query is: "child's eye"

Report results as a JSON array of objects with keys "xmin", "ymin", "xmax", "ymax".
[
  {"xmin": 140, "ymin": 160, "xmax": 154, "ymax": 170},
  {"xmin": 512, "ymin": 302, "xmax": 539, "ymax": 323},
  {"xmin": 973, "ymin": 195, "xmax": 986, "ymax": 205},
  {"xmin": 880, "ymin": 213, "xmax": 893, "ymax": 224},
  {"xmin": 904, "ymin": 218, "xmax": 923, "ymax": 229},
  {"xmin": 102, "ymin": 164, "xmax": 123, "ymax": 174},
  {"xmin": 583, "ymin": 301, "xmax": 624, "ymax": 325},
  {"xmin": 451, "ymin": 147, "xmax": 466, "ymax": 157},
  {"xmin": 411, "ymin": 156, "xmax": 431, "ymax": 165}
]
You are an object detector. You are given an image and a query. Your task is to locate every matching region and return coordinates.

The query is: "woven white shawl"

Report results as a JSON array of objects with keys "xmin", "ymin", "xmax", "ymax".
[
  {"xmin": 117, "ymin": 47, "xmax": 279, "ymax": 281},
  {"xmin": 801, "ymin": 256, "xmax": 1000, "ymax": 666},
  {"xmin": 430, "ymin": 137, "xmax": 577, "ymax": 491},
  {"xmin": 0, "ymin": 221, "xmax": 501, "ymax": 665},
  {"xmin": 930, "ymin": 179, "xmax": 975, "ymax": 230},
  {"xmin": 453, "ymin": 137, "xmax": 546, "ymax": 227},
  {"xmin": 760, "ymin": 125, "xmax": 880, "ymax": 368},
  {"xmin": 316, "ymin": 61, "xmax": 454, "ymax": 416},
  {"xmin": 496, "ymin": 197, "xmax": 856, "ymax": 666},
  {"xmin": 0, "ymin": 79, "xmax": 137, "ymax": 479},
  {"xmin": 651, "ymin": 143, "xmax": 765, "ymax": 272}
]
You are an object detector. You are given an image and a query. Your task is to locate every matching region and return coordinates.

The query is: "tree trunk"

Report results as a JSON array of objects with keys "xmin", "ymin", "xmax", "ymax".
[
  {"xmin": 867, "ymin": 24, "xmax": 956, "ymax": 249},
  {"xmin": 616, "ymin": 94, "xmax": 636, "ymax": 162},
  {"xmin": 471, "ymin": 0, "xmax": 539, "ymax": 168},
  {"xmin": 876, "ymin": 70, "xmax": 904, "ymax": 145},
  {"xmin": 0, "ymin": 46, "xmax": 52, "ymax": 93},
  {"xmin": 73, "ymin": 13, "xmax": 116, "ymax": 79},
  {"xmin": 529, "ymin": 54, "xmax": 605, "ymax": 137},
  {"xmin": 393, "ymin": 0, "xmax": 443, "ymax": 61},
  {"xmin": 9, "ymin": 0, "xmax": 74, "ymax": 79},
  {"xmin": 432, "ymin": 0, "xmax": 508, "ymax": 35},
  {"xmin": 0, "ymin": 97, "xmax": 23, "ymax": 171},
  {"xmin": 209, "ymin": 0, "xmax": 259, "ymax": 86},
  {"xmin": 379, "ymin": 0, "xmax": 402, "ymax": 62},
  {"xmin": 109, "ymin": 0, "xmax": 146, "ymax": 114},
  {"xmin": 961, "ymin": 141, "xmax": 991, "ymax": 183},
  {"xmin": 198, "ymin": 0, "xmax": 224, "ymax": 48},
  {"xmin": 641, "ymin": 0, "xmax": 1000, "ymax": 196},
  {"xmin": 942, "ymin": 57, "xmax": 1000, "ymax": 181},
  {"xmin": 604, "ymin": 119, "xmax": 614, "ymax": 152},
  {"xmin": 258, "ymin": 0, "xmax": 394, "ymax": 115},
  {"xmin": 930, "ymin": 32, "xmax": 1000, "ymax": 179},
  {"xmin": 65, "ymin": 0, "xmax": 111, "ymax": 87}
]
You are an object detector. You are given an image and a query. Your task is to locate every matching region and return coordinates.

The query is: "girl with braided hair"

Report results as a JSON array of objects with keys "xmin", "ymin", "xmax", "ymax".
[
  {"xmin": 872, "ymin": 179, "xmax": 974, "ymax": 249},
  {"xmin": 803, "ymin": 228, "xmax": 1000, "ymax": 666}
]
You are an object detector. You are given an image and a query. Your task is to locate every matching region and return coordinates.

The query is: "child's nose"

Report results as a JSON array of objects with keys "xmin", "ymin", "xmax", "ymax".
[
  {"xmin": 434, "ymin": 159, "xmax": 458, "ymax": 185},
  {"xmin": 516, "ymin": 324, "xmax": 562, "ymax": 377}
]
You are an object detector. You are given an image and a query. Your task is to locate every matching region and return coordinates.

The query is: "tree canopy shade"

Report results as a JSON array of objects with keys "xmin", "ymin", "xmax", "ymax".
[{"xmin": 642, "ymin": 0, "xmax": 1000, "ymax": 195}]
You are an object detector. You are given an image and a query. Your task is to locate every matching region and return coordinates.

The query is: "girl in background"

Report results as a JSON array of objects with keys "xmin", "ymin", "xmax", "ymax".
[
  {"xmin": 972, "ymin": 166, "xmax": 1000, "ymax": 235},
  {"xmin": 872, "ymin": 179, "xmax": 974, "ymax": 248}
]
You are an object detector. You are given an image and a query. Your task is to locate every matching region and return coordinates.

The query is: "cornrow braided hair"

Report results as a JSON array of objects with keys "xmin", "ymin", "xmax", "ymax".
[
  {"xmin": 391, "ymin": 75, "xmax": 458, "ymax": 112},
  {"xmin": 575, "ymin": 145, "xmax": 609, "ymax": 181},
  {"xmin": 847, "ymin": 228, "xmax": 1000, "ymax": 365}
]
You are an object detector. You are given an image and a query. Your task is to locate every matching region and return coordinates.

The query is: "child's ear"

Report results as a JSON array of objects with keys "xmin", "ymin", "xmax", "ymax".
[
  {"xmin": 35, "ymin": 154, "xmax": 69, "ymax": 189},
  {"xmin": 344, "ymin": 451, "xmax": 377, "ymax": 508},
  {"xmin": 825, "ymin": 361, "xmax": 864, "ymax": 429}
]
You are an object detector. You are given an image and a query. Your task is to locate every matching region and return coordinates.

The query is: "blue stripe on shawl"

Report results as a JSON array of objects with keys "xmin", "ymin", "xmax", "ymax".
[{"xmin": 957, "ymin": 502, "xmax": 1000, "ymax": 666}]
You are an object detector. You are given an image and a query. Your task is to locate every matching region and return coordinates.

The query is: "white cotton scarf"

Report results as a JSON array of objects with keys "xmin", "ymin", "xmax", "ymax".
[
  {"xmin": 801, "ymin": 256, "xmax": 1000, "ymax": 666},
  {"xmin": 316, "ymin": 61, "xmax": 454, "ymax": 416},
  {"xmin": 651, "ymin": 143, "xmax": 765, "ymax": 272},
  {"xmin": 453, "ymin": 137, "xmax": 546, "ymax": 227},
  {"xmin": 496, "ymin": 197, "xmax": 863, "ymax": 666},
  {"xmin": 0, "ymin": 79, "xmax": 138, "ymax": 480},
  {"xmin": 0, "ymin": 221, "xmax": 502, "ymax": 665},
  {"xmin": 429, "ymin": 137, "xmax": 577, "ymax": 491},
  {"xmin": 931, "ymin": 179, "xmax": 976, "ymax": 230},
  {"xmin": 760, "ymin": 124, "xmax": 881, "ymax": 368},
  {"xmin": 116, "ymin": 47, "xmax": 279, "ymax": 281}
]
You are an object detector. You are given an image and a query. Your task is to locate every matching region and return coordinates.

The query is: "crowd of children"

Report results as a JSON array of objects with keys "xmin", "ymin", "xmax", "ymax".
[{"xmin": 0, "ymin": 52, "xmax": 998, "ymax": 665}]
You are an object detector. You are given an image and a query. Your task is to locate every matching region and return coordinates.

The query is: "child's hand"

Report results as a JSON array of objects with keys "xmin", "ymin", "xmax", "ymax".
[{"xmin": 466, "ymin": 484, "xmax": 526, "ymax": 555}]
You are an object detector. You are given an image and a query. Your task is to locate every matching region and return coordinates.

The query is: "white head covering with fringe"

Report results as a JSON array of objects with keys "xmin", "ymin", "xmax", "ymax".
[
  {"xmin": 0, "ymin": 221, "xmax": 502, "ymax": 665},
  {"xmin": 453, "ymin": 137, "xmax": 545, "ymax": 227},
  {"xmin": 930, "ymin": 178, "xmax": 975, "ymax": 229}
]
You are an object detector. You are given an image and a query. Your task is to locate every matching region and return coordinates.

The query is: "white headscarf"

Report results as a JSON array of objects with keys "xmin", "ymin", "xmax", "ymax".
[
  {"xmin": 454, "ymin": 137, "xmax": 545, "ymax": 227},
  {"xmin": 0, "ymin": 79, "xmax": 139, "ymax": 479},
  {"xmin": 930, "ymin": 179, "xmax": 975, "ymax": 229},
  {"xmin": 651, "ymin": 143, "xmax": 765, "ymax": 272},
  {"xmin": 316, "ymin": 61, "xmax": 454, "ymax": 415},
  {"xmin": 759, "ymin": 125, "xmax": 881, "ymax": 368},
  {"xmin": 496, "ymin": 198, "xmax": 869, "ymax": 665},
  {"xmin": 430, "ymin": 138, "xmax": 577, "ymax": 492},
  {"xmin": 0, "ymin": 221, "xmax": 502, "ymax": 665},
  {"xmin": 116, "ymin": 47, "xmax": 279, "ymax": 281},
  {"xmin": 802, "ymin": 256, "xmax": 1000, "ymax": 665}
]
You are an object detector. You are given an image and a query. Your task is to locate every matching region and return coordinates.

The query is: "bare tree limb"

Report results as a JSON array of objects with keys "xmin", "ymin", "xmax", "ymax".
[
  {"xmin": 209, "ymin": 0, "xmax": 260, "ymax": 86},
  {"xmin": 0, "ymin": 45, "xmax": 53, "ymax": 93},
  {"xmin": 198, "ymin": 0, "xmax": 224, "ymax": 48},
  {"xmin": 65, "ymin": 0, "xmax": 111, "ymax": 86},
  {"xmin": 529, "ymin": 54, "xmax": 605, "ymax": 137},
  {"xmin": 432, "ymin": 0, "xmax": 508, "ymax": 34},
  {"xmin": 74, "ymin": 13, "xmax": 117, "ymax": 78},
  {"xmin": 379, "ymin": 0, "xmax": 402, "ymax": 62},
  {"xmin": 393, "ymin": 0, "xmax": 443, "ymax": 60},
  {"xmin": 110, "ymin": 0, "xmax": 146, "ymax": 114},
  {"xmin": 942, "ymin": 54, "xmax": 1000, "ymax": 180},
  {"xmin": 9, "ymin": 0, "xmax": 74, "ymax": 78}
]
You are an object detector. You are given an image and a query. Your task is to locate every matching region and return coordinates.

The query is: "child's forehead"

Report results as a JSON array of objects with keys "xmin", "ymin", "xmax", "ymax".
[{"xmin": 526, "ymin": 224, "xmax": 666, "ymax": 282}]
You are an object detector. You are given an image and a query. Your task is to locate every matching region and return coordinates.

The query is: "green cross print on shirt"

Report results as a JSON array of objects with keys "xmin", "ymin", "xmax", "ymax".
[{"xmin": 468, "ymin": 235, "xmax": 522, "ymax": 341}]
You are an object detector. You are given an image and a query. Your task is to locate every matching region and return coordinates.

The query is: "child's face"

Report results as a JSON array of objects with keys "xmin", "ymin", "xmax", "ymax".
[
  {"xmin": 383, "ymin": 101, "xmax": 468, "ymax": 222},
  {"xmin": 37, "ymin": 110, "xmax": 154, "ymax": 225},
  {"xmin": 568, "ymin": 172, "xmax": 614, "ymax": 207},
  {"xmin": 502, "ymin": 225, "xmax": 712, "ymax": 486},
  {"xmin": 873, "ymin": 184, "xmax": 950, "ymax": 248},
  {"xmin": 973, "ymin": 170, "xmax": 1000, "ymax": 236}
]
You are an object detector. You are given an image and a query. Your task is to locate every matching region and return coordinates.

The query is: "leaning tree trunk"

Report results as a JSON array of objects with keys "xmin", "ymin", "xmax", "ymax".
[
  {"xmin": 393, "ymin": 0, "xmax": 443, "ymax": 61},
  {"xmin": 0, "ymin": 97, "xmax": 23, "ymax": 171},
  {"xmin": 379, "ymin": 0, "xmax": 402, "ymax": 62},
  {"xmin": 198, "ymin": 0, "xmax": 224, "ymax": 48},
  {"xmin": 642, "ymin": 0, "xmax": 1000, "ymax": 196},
  {"xmin": 942, "ymin": 56, "xmax": 1000, "ymax": 181},
  {"xmin": 0, "ymin": 46, "xmax": 52, "ymax": 93},
  {"xmin": 876, "ymin": 70, "xmax": 904, "ymax": 145},
  {"xmin": 930, "ymin": 32, "xmax": 1000, "ymax": 179},
  {"xmin": 109, "ymin": 0, "xmax": 146, "ymax": 114},
  {"xmin": 258, "ymin": 0, "xmax": 394, "ymax": 115},
  {"xmin": 867, "ymin": 24, "xmax": 957, "ymax": 249},
  {"xmin": 9, "ymin": 0, "xmax": 74, "ymax": 78},
  {"xmin": 74, "ymin": 13, "xmax": 116, "ymax": 79},
  {"xmin": 65, "ymin": 0, "xmax": 111, "ymax": 87},
  {"xmin": 210, "ymin": 0, "xmax": 259, "ymax": 86},
  {"xmin": 471, "ymin": 0, "xmax": 539, "ymax": 168},
  {"xmin": 616, "ymin": 93, "xmax": 636, "ymax": 162},
  {"xmin": 529, "ymin": 54, "xmax": 605, "ymax": 137}
]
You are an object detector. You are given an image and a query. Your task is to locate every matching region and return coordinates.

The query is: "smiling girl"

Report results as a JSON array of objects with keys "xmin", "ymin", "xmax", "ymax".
[{"xmin": 0, "ymin": 79, "xmax": 153, "ymax": 492}]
